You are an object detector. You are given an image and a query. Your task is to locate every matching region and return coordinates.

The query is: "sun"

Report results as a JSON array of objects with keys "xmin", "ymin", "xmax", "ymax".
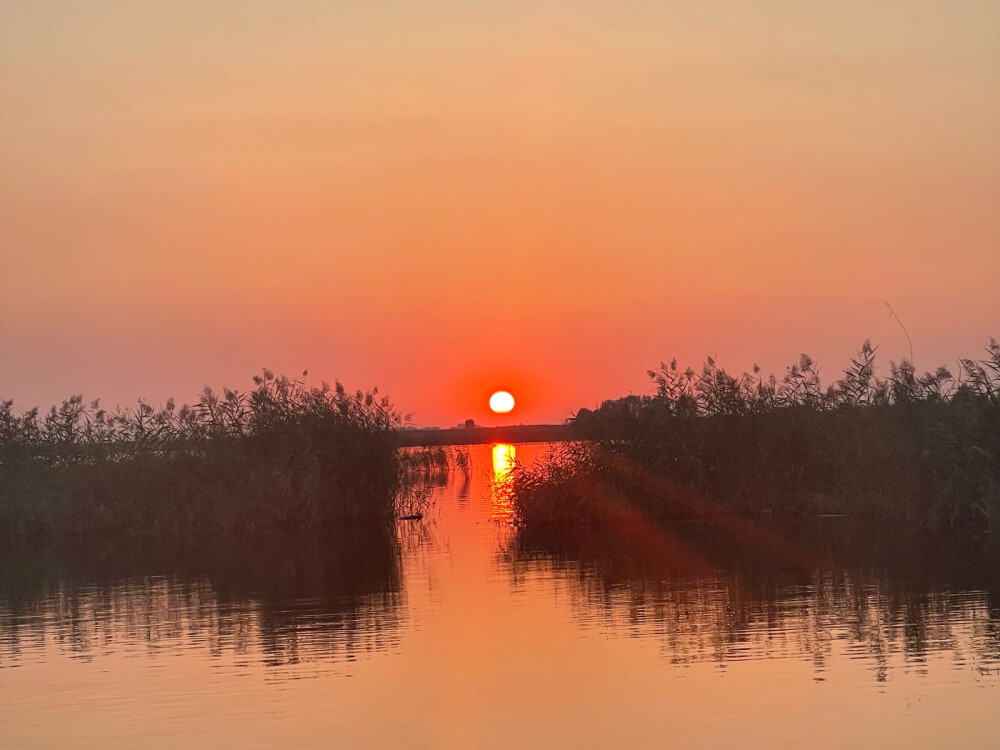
[{"xmin": 489, "ymin": 390, "xmax": 515, "ymax": 414}]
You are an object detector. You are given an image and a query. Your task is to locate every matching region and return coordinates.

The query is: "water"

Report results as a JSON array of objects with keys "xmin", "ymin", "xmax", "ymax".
[{"xmin": 2, "ymin": 443, "xmax": 998, "ymax": 749}]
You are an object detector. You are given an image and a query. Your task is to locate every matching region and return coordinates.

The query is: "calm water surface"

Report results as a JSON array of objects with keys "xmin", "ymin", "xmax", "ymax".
[{"xmin": 2, "ymin": 443, "xmax": 999, "ymax": 749}]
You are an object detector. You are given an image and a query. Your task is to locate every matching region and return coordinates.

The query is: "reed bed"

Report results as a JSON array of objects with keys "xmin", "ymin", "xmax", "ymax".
[
  {"xmin": 0, "ymin": 371, "xmax": 410, "ymax": 535},
  {"xmin": 400, "ymin": 445, "xmax": 472, "ymax": 483},
  {"xmin": 394, "ymin": 445, "xmax": 473, "ymax": 517},
  {"xmin": 506, "ymin": 340, "xmax": 1000, "ymax": 528}
]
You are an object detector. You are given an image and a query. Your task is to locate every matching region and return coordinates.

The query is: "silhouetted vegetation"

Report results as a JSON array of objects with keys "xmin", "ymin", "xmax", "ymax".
[
  {"xmin": 395, "ymin": 445, "xmax": 473, "ymax": 515},
  {"xmin": 0, "ymin": 371, "xmax": 411, "ymax": 535},
  {"xmin": 401, "ymin": 445, "xmax": 471, "ymax": 483},
  {"xmin": 506, "ymin": 340, "xmax": 1000, "ymax": 527}
]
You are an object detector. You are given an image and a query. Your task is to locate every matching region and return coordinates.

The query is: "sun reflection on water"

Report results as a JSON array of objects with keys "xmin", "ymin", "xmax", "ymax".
[{"xmin": 491, "ymin": 442, "xmax": 516, "ymax": 521}]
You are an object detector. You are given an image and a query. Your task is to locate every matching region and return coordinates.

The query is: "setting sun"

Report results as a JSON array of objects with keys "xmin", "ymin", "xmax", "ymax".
[{"xmin": 489, "ymin": 391, "xmax": 515, "ymax": 414}]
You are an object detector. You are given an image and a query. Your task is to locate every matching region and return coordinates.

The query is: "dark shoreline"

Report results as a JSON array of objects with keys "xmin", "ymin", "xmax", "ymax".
[{"xmin": 398, "ymin": 423, "xmax": 573, "ymax": 447}]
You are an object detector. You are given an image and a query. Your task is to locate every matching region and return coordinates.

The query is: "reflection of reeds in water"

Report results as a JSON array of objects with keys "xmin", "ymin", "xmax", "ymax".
[
  {"xmin": 509, "ymin": 340, "xmax": 1000, "ymax": 527},
  {"xmin": 502, "ymin": 520, "xmax": 1000, "ymax": 680},
  {"xmin": 0, "ymin": 528, "xmax": 405, "ymax": 669},
  {"xmin": 0, "ymin": 371, "xmax": 407, "ymax": 535}
]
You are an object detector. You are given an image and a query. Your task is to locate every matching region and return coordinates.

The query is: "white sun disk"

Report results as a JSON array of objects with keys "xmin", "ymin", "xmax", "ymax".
[{"xmin": 489, "ymin": 391, "xmax": 515, "ymax": 414}]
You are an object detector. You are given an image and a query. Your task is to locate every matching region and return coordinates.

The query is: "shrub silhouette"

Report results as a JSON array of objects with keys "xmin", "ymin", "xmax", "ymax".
[
  {"xmin": 508, "ymin": 340, "xmax": 1000, "ymax": 527},
  {"xmin": 0, "ymin": 371, "xmax": 409, "ymax": 535}
]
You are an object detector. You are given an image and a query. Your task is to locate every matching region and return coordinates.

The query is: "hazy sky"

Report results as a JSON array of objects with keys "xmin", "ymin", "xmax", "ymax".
[{"xmin": 2, "ymin": 1, "xmax": 998, "ymax": 425}]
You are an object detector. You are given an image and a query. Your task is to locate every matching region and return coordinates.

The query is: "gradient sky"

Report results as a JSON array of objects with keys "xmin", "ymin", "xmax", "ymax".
[{"xmin": 2, "ymin": 1, "xmax": 998, "ymax": 426}]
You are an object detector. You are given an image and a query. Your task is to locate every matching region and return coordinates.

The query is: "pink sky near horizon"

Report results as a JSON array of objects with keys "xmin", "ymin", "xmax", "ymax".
[{"xmin": 1, "ymin": 1, "xmax": 998, "ymax": 426}]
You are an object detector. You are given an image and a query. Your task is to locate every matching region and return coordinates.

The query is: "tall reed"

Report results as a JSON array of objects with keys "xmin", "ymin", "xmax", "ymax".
[
  {"xmin": 507, "ymin": 340, "xmax": 1000, "ymax": 527},
  {"xmin": 0, "ymin": 371, "xmax": 409, "ymax": 535}
]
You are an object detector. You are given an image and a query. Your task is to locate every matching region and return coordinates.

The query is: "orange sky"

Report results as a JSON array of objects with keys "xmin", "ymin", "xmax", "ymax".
[{"xmin": 1, "ymin": 1, "xmax": 998, "ymax": 426}]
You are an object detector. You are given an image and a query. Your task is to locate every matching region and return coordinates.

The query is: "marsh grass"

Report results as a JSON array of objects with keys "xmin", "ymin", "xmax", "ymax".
[
  {"xmin": 0, "ymin": 371, "xmax": 408, "ymax": 535},
  {"xmin": 506, "ymin": 340, "xmax": 1000, "ymax": 527},
  {"xmin": 394, "ymin": 445, "xmax": 473, "ymax": 517},
  {"xmin": 400, "ymin": 445, "xmax": 472, "ymax": 483}
]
